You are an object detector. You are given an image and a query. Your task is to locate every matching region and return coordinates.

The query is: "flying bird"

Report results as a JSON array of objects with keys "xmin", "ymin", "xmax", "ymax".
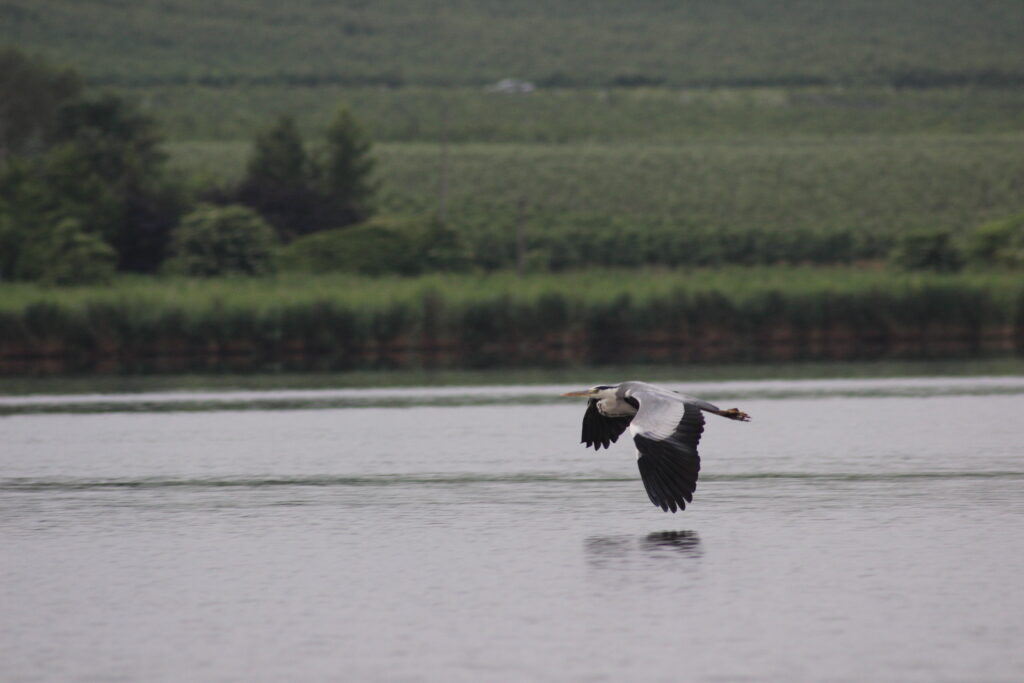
[{"xmin": 562, "ymin": 381, "xmax": 750, "ymax": 512}]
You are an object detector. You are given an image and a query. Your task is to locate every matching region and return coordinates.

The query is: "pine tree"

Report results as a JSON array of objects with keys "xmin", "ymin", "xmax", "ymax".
[
  {"xmin": 238, "ymin": 114, "xmax": 318, "ymax": 239},
  {"xmin": 316, "ymin": 106, "xmax": 376, "ymax": 229}
]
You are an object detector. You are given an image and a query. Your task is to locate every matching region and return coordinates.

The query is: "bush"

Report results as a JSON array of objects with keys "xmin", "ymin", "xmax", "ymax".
[
  {"xmin": 889, "ymin": 229, "xmax": 963, "ymax": 272},
  {"xmin": 39, "ymin": 218, "xmax": 117, "ymax": 285},
  {"xmin": 965, "ymin": 212, "xmax": 1024, "ymax": 268},
  {"xmin": 278, "ymin": 215, "xmax": 467, "ymax": 275},
  {"xmin": 166, "ymin": 204, "xmax": 277, "ymax": 276}
]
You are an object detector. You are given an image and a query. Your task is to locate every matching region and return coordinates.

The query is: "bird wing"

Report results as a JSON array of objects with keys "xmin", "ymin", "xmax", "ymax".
[
  {"xmin": 581, "ymin": 399, "xmax": 633, "ymax": 450},
  {"xmin": 625, "ymin": 386, "xmax": 705, "ymax": 513}
]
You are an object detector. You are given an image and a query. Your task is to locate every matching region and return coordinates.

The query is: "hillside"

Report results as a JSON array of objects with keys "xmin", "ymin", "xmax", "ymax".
[{"xmin": 5, "ymin": 0, "xmax": 1024, "ymax": 88}]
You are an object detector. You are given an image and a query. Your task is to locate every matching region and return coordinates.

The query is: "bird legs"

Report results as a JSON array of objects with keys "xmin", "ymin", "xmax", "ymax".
[{"xmin": 717, "ymin": 408, "xmax": 751, "ymax": 422}]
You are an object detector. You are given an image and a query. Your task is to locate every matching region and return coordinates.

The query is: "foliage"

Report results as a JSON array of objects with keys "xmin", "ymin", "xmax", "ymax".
[
  {"xmin": 0, "ymin": 46, "xmax": 81, "ymax": 158},
  {"xmin": 53, "ymin": 92, "xmax": 184, "ymax": 271},
  {"xmin": 317, "ymin": 107, "xmax": 375, "ymax": 227},
  {"xmin": 278, "ymin": 215, "xmax": 467, "ymax": 276},
  {"xmin": 38, "ymin": 218, "xmax": 116, "ymax": 285},
  {"xmin": 0, "ymin": 48, "xmax": 183, "ymax": 277},
  {"xmin": 166, "ymin": 204, "xmax": 277, "ymax": 277},
  {"xmin": 965, "ymin": 212, "xmax": 1024, "ymax": 268},
  {"xmin": 0, "ymin": 144, "xmax": 121, "ymax": 279},
  {"xmin": 889, "ymin": 229, "xmax": 964, "ymax": 272},
  {"xmin": 237, "ymin": 108, "xmax": 375, "ymax": 239},
  {"xmin": 2, "ymin": 268, "xmax": 1021, "ymax": 368},
  {"xmin": 237, "ymin": 114, "xmax": 318, "ymax": 239}
]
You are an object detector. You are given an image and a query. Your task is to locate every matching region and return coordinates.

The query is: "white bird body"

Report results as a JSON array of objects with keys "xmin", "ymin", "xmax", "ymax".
[{"xmin": 563, "ymin": 381, "xmax": 750, "ymax": 513}]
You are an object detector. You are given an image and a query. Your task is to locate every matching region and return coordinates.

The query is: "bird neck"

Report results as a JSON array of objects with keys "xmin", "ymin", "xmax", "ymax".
[{"xmin": 596, "ymin": 395, "xmax": 637, "ymax": 418}]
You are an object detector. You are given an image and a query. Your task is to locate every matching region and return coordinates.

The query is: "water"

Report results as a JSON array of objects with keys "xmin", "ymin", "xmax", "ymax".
[{"xmin": 2, "ymin": 375, "xmax": 1023, "ymax": 682}]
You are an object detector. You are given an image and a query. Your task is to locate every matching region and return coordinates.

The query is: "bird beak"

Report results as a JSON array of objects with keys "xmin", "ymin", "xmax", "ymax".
[{"xmin": 561, "ymin": 390, "xmax": 592, "ymax": 397}]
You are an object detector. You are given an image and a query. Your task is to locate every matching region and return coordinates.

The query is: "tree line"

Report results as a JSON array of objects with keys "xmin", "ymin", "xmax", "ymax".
[
  {"xmin": 0, "ymin": 47, "xmax": 378, "ymax": 284},
  {"xmin": 2, "ymin": 48, "xmax": 1022, "ymax": 285}
]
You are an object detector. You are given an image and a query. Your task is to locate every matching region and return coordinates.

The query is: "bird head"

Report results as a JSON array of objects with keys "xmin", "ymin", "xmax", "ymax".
[{"xmin": 561, "ymin": 385, "xmax": 617, "ymax": 399}]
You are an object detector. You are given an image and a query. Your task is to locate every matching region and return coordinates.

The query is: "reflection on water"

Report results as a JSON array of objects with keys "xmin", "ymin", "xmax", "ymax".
[
  {"xmin": 585, "ymin": 531, "xmax": 703, "ymax": 570},
  {"xmin": 642, "ymin": 530, "xmax": 703, "ymax": 556}
]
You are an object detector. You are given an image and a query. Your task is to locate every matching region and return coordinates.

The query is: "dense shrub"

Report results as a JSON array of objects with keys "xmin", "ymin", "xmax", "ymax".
[
  {"xmin": 167, "ymin": 204, "xmax": 277, "ymax": 276},
  {"xmin": 889, "ymin": 229, "xmax": 963, "ymax": 272},
  {"xmin": 39, "ymin": 218, "xmax": 117, "ymax": 285},
  {"xmin": 278, "ymin": 215, "xmax": 467, "ymax": 275},
  {"xmin": 965, "ymin": 212, "xmax": 1024, "ymax": 268}
]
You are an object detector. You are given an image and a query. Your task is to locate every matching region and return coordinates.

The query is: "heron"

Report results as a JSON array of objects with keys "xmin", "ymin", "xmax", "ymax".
[{"xmin": 562, "ymin": 381, "xmax": 750, "ymax": 513}]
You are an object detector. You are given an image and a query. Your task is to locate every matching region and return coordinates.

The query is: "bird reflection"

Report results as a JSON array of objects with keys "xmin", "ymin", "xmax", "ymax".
[
  {"xmin": 641, "ymin": 530, "xmax": 702, "ymax": 556},
  {"xmin": 584, "ymin": 530, "xmax": 702, "ymax": 570}
]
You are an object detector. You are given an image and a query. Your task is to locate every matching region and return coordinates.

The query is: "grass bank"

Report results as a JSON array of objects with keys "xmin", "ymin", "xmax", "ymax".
[{"xmin": 2, "ymin": 268, "xmax": 1022, "ymax": 373}]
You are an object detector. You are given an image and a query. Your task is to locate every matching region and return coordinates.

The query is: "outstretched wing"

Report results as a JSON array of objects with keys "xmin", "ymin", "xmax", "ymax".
[
  {"xmin": 581, "ymin": 399, "xmax": 633, "ymax": 450},
  {"xmin": 626, "ymin": 387, "xmax": 705, "ymax": 513}
]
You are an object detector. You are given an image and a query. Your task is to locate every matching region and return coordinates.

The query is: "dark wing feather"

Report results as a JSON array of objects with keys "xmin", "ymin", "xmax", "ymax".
[
  {"xmin": 635, "ymin": 402, "xmax": 704, "ymax": 512},
  {"xmin": 581, "ymin": 399, "xmax": 633, "ymax": 450}
]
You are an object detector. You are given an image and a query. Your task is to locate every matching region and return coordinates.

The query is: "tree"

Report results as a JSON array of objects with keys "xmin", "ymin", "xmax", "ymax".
[
  {"xmin": 317, "ymin": 106, "xmax": 376, "ymax": 228},
  {"xmin": 167, "ymin": 204, "xmax": 277, "ymax": 277},
  {"xmin": 0, "ymin": 47, "xmax": 81, "ymax": 160},
  {"xmin": 0, "ymin": 145, "xmax": 120, "ymax": 280},
  {"xmin": 0, "ymin": 49, "xmax": 183, "ymax": 277},
  {"xmin": 237, "ymin": 115, "xmax": 318, "ymax": 239},
  {"xmin": 55, "ymin": 93, "xmax": 183, "ymax": 272},
  {"xmin": 237, "ymin": 107, "xmax": 376, "ymax": 240}
]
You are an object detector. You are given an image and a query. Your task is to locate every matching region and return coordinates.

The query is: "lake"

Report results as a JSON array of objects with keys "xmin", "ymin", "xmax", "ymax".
[{"xmin": 2, "ymin": 372, "xmax": 1023, "ymax": 682}]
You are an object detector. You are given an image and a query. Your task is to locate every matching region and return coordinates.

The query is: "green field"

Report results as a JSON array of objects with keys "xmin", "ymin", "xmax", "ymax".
[
  {"xmin": 167, "ymin": 134, "xmax": 1024, "ymax": 269},
  {"xmin": 131, "ymin": 85, "xmax": 1024, "ymax": 143},
  {"xmin": 7, "ymin": 1, "xmax": 1024, "ymax": 88},
  {"xmin": 7, "ymin": 1, "xmax": 1024, "ymax": 269}
]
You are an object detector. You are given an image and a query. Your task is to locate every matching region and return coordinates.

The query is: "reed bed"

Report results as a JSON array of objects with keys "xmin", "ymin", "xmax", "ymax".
[{"xmin": 2, "ymin": 269, "xmax": 1022, "ymax": 370}]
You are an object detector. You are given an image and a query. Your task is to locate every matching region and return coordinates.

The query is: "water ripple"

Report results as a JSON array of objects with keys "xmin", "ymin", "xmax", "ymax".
[
  {"xmin": 2, "ymin": 375, "xmax": 1024, "ymax": 415},
  {"xmin": 3, "ymin": 470, "xmax": 1021, "ymax": 492}
]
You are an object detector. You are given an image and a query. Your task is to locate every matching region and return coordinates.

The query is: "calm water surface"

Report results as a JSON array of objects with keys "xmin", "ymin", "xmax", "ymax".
[{"xmin": 2, "ymin": 375, "xmax": 1023, "ymax": 682}]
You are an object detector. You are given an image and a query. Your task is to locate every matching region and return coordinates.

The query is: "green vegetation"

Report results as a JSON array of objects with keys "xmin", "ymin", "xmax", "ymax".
[
  {"xmin": 965, "ymin": 212, "xmax": 1024, "ymax": 268},
  {"xmin": 164, "ymin": 136, "xmax": 1024, "ymax": 270},
  {"xmin": 136, "ymin": 85, "xmax": 1024, "ymax": 144},
  {"xmin": 0, "ymin": 83, "xmax": 184, "ymax": 277},
  {"xmin": 0, "ymin": 50, "xmax": 379, "ymax": 283},
  {"xmin": 4, "ymin": 3, "xmax": 1024, "ymax": 371},
  {"xmin": 279, "ymin": 216, "xmax": 467, "ymax": 276},
  {"xmin": 236, "ymin": 109, "xmax": 375, "ymax": 239},
  {"xmin": 2, "ymin": 269, "xmax": 1022, "ymax": 369},
  {"xmin": 6, "ymin": 1, "xmax": 1024, "ymax": 89},
  {"xmin": 167, "ymin": 205, "xmax": 277, "ymax": 277}
]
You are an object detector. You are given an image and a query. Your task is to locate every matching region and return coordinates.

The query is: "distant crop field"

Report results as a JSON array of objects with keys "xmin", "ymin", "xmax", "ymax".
[
  {"xmin": 6, "ymin": 1, "xmax": 1024, "ymax": 88},
  {"xmin": 168, "ymin": 134, "xmax": 1024, "ymax": 267},
  {"xmin": 131, "ymin": 86, "xmax": 1024, "ymax": 143}
]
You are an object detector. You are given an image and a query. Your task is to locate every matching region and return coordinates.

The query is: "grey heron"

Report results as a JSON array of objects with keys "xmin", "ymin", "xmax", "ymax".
[{"xmin": 562, "ymin": 381, "xmax": 750, "ymax": 513}]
